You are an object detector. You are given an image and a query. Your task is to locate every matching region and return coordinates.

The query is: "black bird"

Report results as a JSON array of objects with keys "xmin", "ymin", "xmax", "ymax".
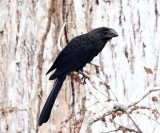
[{"xmin": 38, "ymin": 27, "xmax": 118, "ymax": 126}]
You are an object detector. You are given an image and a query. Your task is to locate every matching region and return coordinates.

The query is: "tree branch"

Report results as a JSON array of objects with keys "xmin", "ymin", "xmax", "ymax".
[
  {"xmin": 127, "ymin": 86, "xmax": 160, "ymax": 108},
  {"xmin": 80, "ymin": 86, "xmax": 160, "ymax": 133}
]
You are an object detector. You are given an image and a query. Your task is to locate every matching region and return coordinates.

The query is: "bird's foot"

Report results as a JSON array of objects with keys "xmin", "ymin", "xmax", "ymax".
[{"xmin": 78, "ymin": 70, "xmax": 90, "ymax": 84}]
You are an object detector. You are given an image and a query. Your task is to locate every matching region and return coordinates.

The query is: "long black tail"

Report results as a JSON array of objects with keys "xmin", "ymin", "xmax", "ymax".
[{"xmin": 38, "ymin": 77, "xmax": 66, "ymax": 126}]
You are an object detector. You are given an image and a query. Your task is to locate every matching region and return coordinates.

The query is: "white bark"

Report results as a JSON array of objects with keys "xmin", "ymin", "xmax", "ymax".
[
  {"xmin": 80, "ymin": 86, "xmax": 160, "ymax": 133},
  {"xmin": 0, "ymin": 0, "xmax": 160, "ymax": 133}
]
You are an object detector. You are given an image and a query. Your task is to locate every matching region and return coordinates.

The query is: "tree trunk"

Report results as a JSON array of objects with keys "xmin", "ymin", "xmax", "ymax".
[{"xmin": 0, "ymin": 0, "xmax": 160, "ymax": 133}]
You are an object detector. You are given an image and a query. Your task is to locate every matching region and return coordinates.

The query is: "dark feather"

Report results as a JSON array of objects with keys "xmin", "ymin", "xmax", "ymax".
[
  {"xmin": 39, "ymin": 27, "xmax": 118, "ymax": 126},
  {"xmin": 38, "ymin": 77, "xmax": 66, "ymax": 126}
]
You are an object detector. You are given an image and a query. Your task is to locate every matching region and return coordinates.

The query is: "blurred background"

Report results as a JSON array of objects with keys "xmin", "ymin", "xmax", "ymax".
[{"xmin": 0, "ymin": 0, "xmax": 160, "ymax": 133}]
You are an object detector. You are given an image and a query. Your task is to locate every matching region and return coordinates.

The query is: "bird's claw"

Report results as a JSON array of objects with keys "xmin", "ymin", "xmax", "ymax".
[
  {"xmin": 78, "ymin": 70, "xmax": 90, "ymax": 84},
  {"xmin": 81, "ymin": 74, "xmax": 89, "ymax": 84}
]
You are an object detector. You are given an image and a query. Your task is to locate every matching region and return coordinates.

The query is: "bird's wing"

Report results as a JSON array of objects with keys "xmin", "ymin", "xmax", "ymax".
[
  {"xmin": 46, "ymin": 35, "xmax": 86, "ymax": 75},
  {"xmin": 48, "ymin": 35, "xmax": 97, "ymax": 80}
]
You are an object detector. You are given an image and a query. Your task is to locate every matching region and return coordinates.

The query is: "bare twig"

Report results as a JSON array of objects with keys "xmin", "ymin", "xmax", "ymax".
[
  {"xmin": 89, "ymin": 80, "xmax": 108, "ymax": 98},
  {"xmin": 106, "ymin": 129, "xmax": 121, "ymax": 133},
  {"xmin": 87, "ymin": 72, "xmax": 148, "ymax": 132},
  {"xmin": 89, "ymin": 72, "xmax": 142, "ymax": 132},
  {"xmin": 80, "ymin": 86, "xmax": 160, "ymax": 133},
  {"xmin": 127, "ymin": 86, "xmax": 160, "ymax": 108},
  {"xmin": 106, "ymin": 120, "xmax": 141, "ymax": 133},
  {"xmin": 138, "ymin": 112, "xmax": 160, "ymax": 125},
  {"xmin": 154, "ymin": 103, "xmax": 160, "ymax": 116},
  {"xmin": 127, "ymin": 114, "xmax": 142, "ymax": 133},
  {"xmin": 97, "ymin": 75, "xmax": 118, "ymax": 101}
]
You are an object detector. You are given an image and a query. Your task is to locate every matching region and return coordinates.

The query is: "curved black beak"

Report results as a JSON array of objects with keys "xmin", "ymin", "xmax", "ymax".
[{"xmin": 109, "ymin": 28, "xmax": 118, "ymax": 38}]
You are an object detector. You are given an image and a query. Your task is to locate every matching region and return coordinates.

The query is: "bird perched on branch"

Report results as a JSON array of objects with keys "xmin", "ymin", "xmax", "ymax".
[{"xmin": 38, "ymin": 27, "xmax": 118, "ymax": 126}]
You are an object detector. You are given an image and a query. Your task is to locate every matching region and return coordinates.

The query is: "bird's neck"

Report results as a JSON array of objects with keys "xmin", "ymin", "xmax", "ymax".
[
  {"xmin": 86, "ymin": 33, "xmax": 108, "ymax": 51},
  {"xmin": 95, "ymin": 40, "xmax": 108, "ymax": 52}
]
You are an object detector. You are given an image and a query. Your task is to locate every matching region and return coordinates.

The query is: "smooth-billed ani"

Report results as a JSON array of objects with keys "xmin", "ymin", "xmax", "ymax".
[{"xmin": 38, "ymin": 27, "xmax": 118, "ymax": 126}]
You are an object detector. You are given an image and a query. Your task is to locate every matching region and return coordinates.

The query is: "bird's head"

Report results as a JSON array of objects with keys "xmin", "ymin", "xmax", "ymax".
[{"xmin": 89, "ymin": 27, "xmax": 118, "ymax": 43}]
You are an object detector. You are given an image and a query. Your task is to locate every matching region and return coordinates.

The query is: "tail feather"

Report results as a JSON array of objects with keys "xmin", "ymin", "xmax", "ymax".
[{"xmin": 38, "ymin": 77, "xmax": 66, "ymax": 126}]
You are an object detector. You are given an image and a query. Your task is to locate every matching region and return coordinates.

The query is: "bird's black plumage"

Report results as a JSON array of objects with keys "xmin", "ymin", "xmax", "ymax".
[{"xmin": 38, "ymin": 27, "xmax": 118, "ymax": 126}]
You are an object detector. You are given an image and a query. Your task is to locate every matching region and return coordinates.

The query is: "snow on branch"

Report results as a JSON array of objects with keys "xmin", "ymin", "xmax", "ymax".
[{"xmin": 80, "ymin": 86, "xmax": 160, "ymax": 133}]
